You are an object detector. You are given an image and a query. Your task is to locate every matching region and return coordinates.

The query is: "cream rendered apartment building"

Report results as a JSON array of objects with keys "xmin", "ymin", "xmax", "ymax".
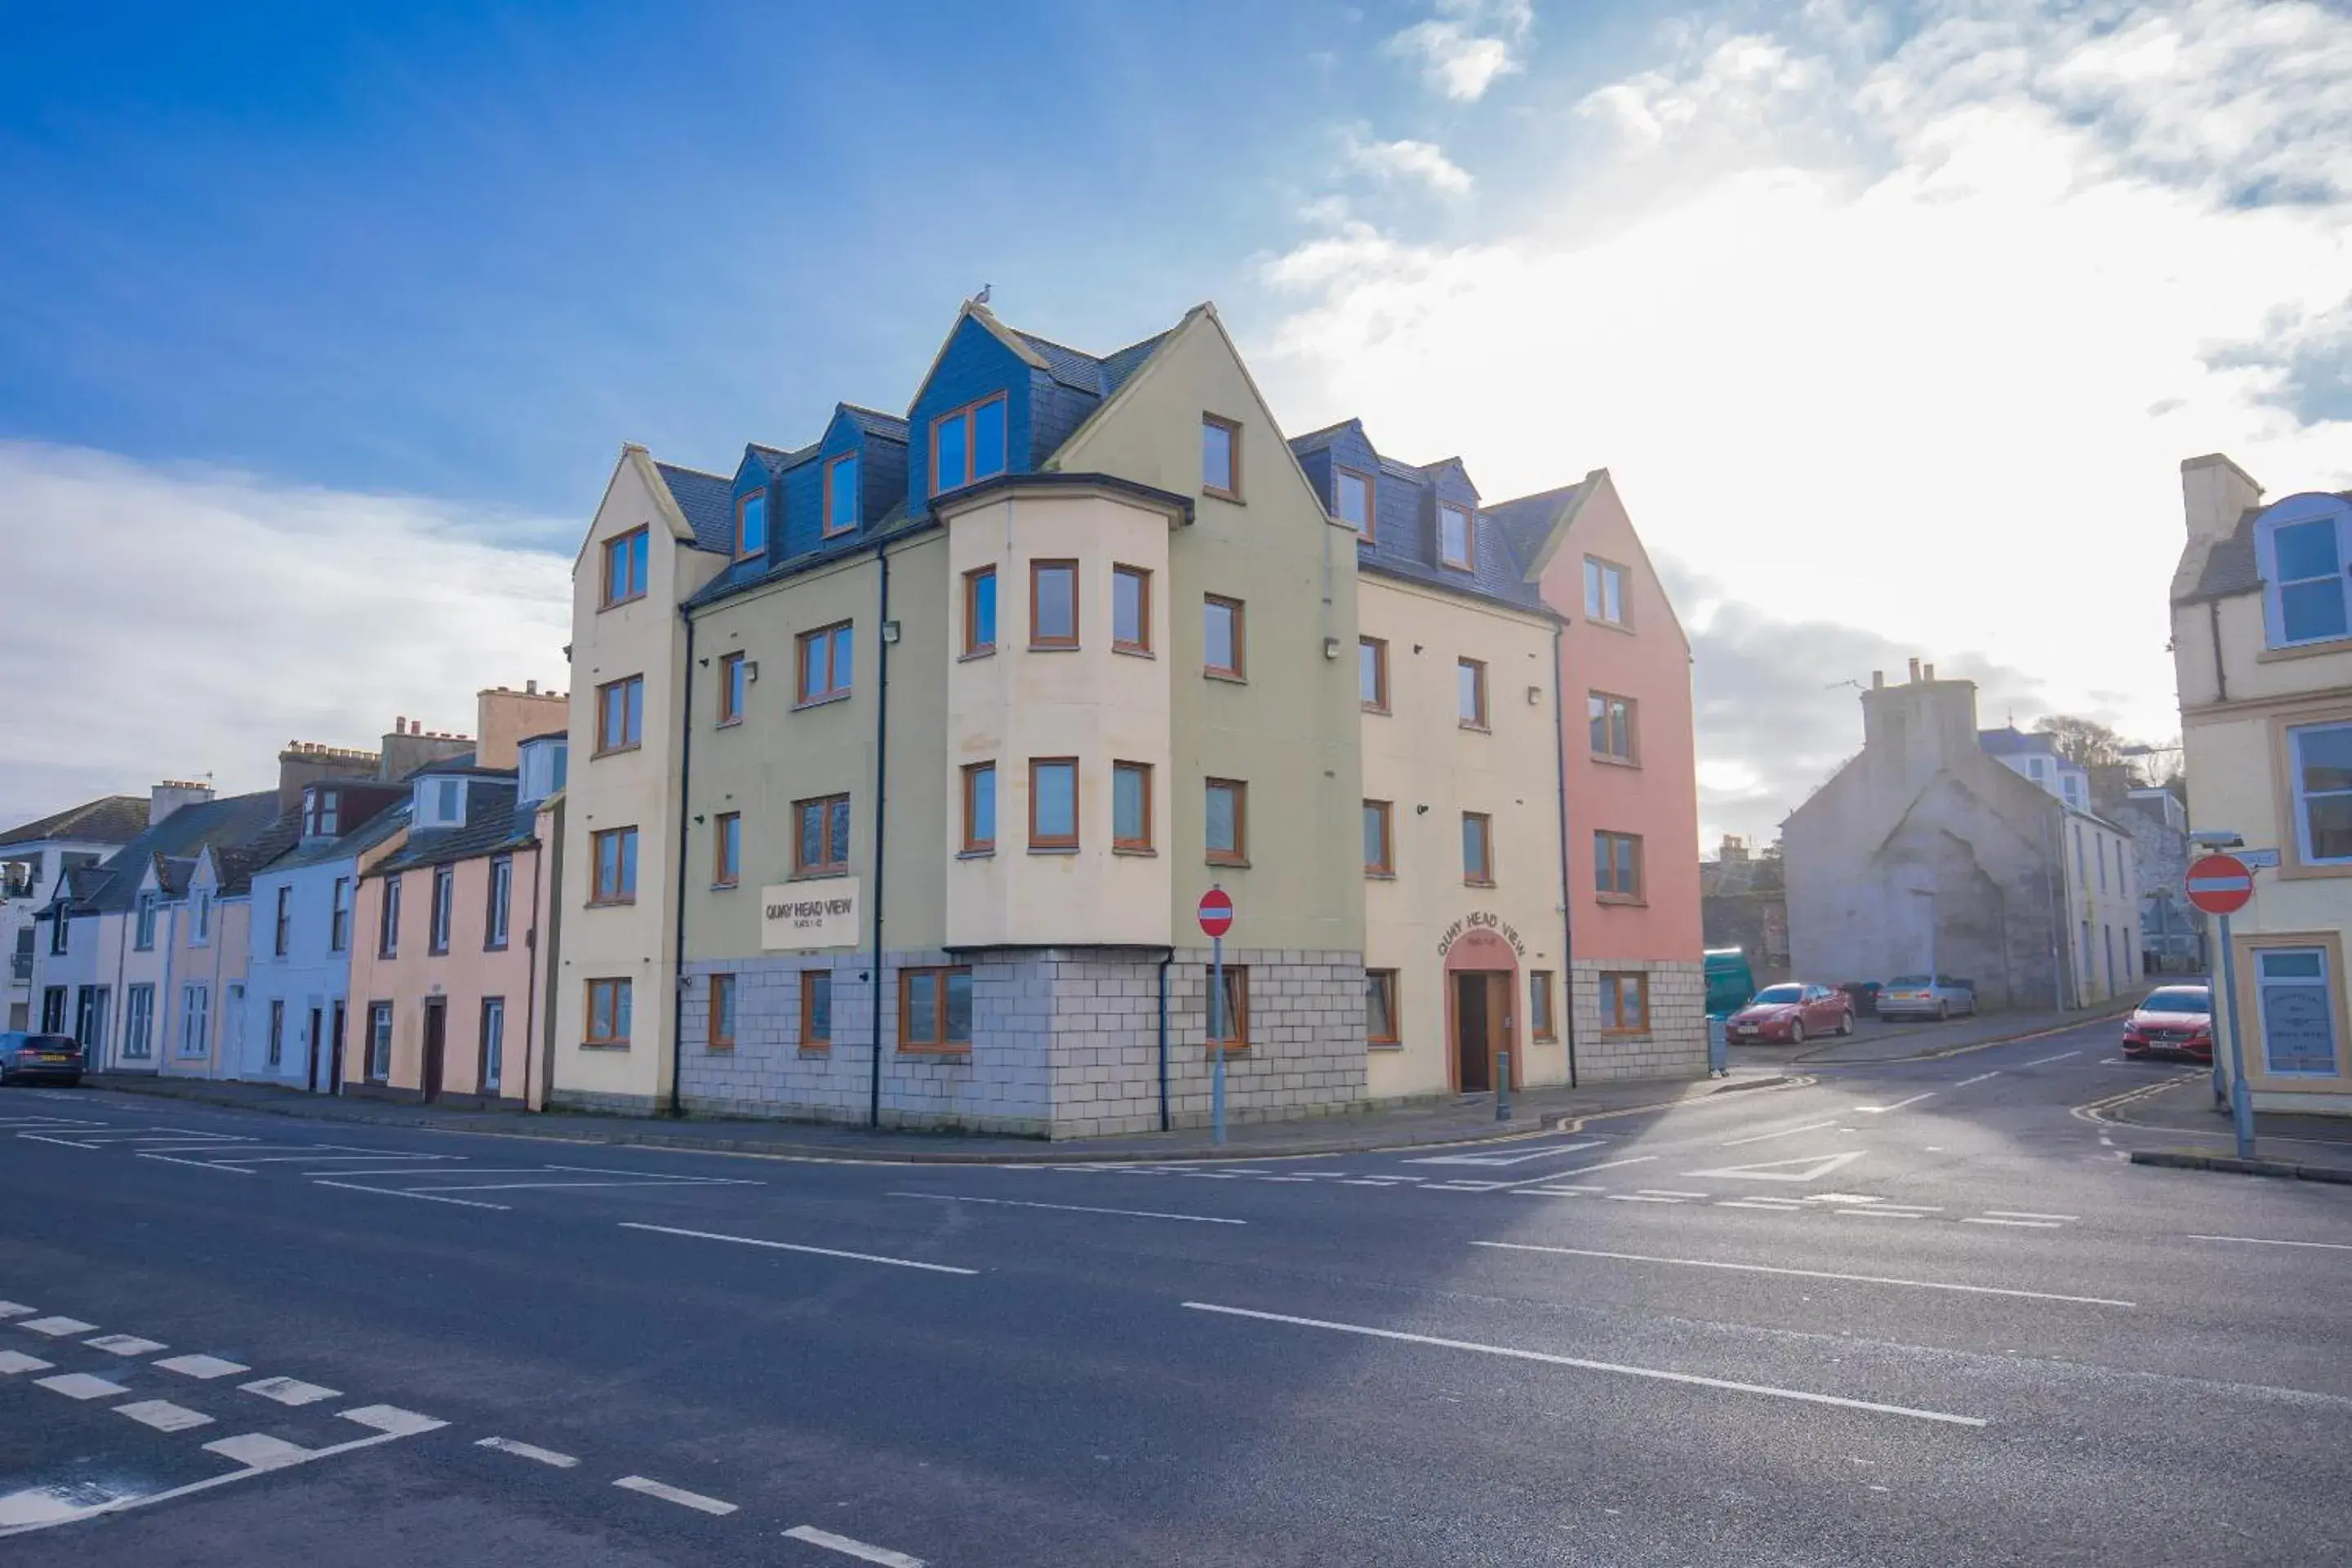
[{"xmin": 2172, "ymin": 454, "xmax": 2352, "ymax": 1115}]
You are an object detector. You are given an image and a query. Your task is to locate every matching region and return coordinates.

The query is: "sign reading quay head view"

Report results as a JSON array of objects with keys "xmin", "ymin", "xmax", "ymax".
[{"xmin": 761, "ymin": 877, "xmax": 861, "ymax": 950}]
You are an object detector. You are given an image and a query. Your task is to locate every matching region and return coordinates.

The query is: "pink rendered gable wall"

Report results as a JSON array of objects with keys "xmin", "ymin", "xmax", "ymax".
[{"xmin": 1536, "ymin": 478, "xmax": 1704, "ymax": 965}]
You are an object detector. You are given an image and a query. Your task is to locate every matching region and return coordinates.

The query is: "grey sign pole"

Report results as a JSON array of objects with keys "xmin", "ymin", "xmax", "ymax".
[
  {"xmin": 2215, "ymin": 910, "xmax": 2254, "ymax": 1160},
  {"xmin": 1210, "ymin": 931, "xmax": 1226, "ymax": 1146}
]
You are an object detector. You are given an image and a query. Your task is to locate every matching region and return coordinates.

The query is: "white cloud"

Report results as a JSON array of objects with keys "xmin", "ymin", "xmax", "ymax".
[
  {"xmin": 1389, "ymin": 0, "xmax": 1534, "ymax": 101},
  {"xmin": 1348, "ymin": 135, "xmax": 1475, "ymax": 193},
  {"xmin": 1262, "ymin": 0, "xmax": 2352, "ymax": 848},
  {"xmin": 0, "ymin": 442, "xmax": 571, "ymax": 831}
]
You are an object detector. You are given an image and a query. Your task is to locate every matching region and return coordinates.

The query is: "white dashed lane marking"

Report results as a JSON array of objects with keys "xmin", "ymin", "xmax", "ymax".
[
  {"xmin": 34, "ymin": 1373, "xmax": 127, "ymax": 1400},
  {"xmin": 0, "ymin": 1303, "xmax": 34, "ymax": 1319},
  {"xmin": 84, "ymin": 1335, "xmax": 166, "ymax": 1356},
  {"xmin": 620, "ymin": 1222, "xmax": 980, "ymax": 1276},
  {"xmin": 204, "ymin": 1433, "xmax": 312, "ymax": 1470},
  {"xmin": 340, "ymin": 1405, "xmax": 447, "ymax": 1437},
  {"xmin": 115, "ymin": 1400, "xmax": 213, "ymax": 1433},
  {"xmin": 0, "ymin": 1352, "xmax": 53, "ymax": 1375},
  {"xmin": 1471, "ymin": 1241, "xmax": 2136, "ymax": 1307},
  {"xmin": 784, "ymin": 1523, "xmax": 930, "ymax": 1566},
  {"xmin": 477, "ymin": 1436, "xmax": 580, "ymax": 1468},
  {"xmin": 241, "ymin": 1376, "xmax": 341, "ymax": 1406},
  {"xmin": 19, "ymin": 1317, "xmax": 97, "ymax": 1337},
  {"xmin": 155, "ymin": 1354, "xmax": 248, "ymax": 1379},
  {"xmin": 615, "ymin": 1475, "xmax": 737, "ymax": 1516},
  {"xmin": 888, "ymin": 1192, "xmax": 1245, "ymax": 1225}
]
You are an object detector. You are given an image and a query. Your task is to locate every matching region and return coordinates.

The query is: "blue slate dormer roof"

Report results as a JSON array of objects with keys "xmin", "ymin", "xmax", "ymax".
[
  {"xmin": 653, "ymin": 462, "xmax": 738, "ymax": 556},
  {"xmin": 1290, "ymin": 420, "xmax": 1550, "ymax": 616}
]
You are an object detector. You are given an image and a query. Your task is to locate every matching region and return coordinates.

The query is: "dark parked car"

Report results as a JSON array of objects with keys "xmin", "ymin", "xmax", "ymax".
[
  {"xmin": 1839, "ymin": 980, "xmax": 1883, "ymax": 1017},
  {"xmin": 1726, "ymin": 983, "xmax": 1855, "ymax": 1045},
  {"xmin": 2122, "ymin": 984, "xmax": 2213, "ymax": 1063},
  {"xmin": 0, "ymin": 1032, "xmax": 84, "ymax": 1086}
]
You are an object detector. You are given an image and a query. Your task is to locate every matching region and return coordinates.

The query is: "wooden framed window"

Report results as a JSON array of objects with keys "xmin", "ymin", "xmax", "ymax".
[
  {"xmin": 1113, "ymin": 762, "xmax": 1153, "ymax": 851},
  {"xmin": 823, "ymin": 452, "xmax": 859, "ymax": 536},
  {"xmin": 367, "ymin": 1002, "xmax": 393, "ymax": 1080},
  {"xmin": 1202, "ymin": 414, "xmax": 1242, "ymax": 500},
  {"xmin": 801, "ymin": 970, "xmax": 833, "ymax": 1050},
  {"xmin": 585, "ymin": 978, "xmax": 633, "ymax": 1046},
  {"xmin": 1439, "ymin": 502, "xmax": 1474, "ymax": 570},
  {"xmin": 1207, "ymin": 964, "xmax": 1249, "ymax": 1049},
  {"xmin": 591, "ymin": 827, "xmax": 639, "ymax": 904},
  {"xmin": 596, "ymin": 675, "xmax": 643, "ymax": 754},
  {"xmin": 1336, "ymin": 467, "xmax": 1374, "ymax": 535},
  {"xmin": 273, "ymin": 886, "xmax": 291, "ymax": 957},
  {"xmin": 1458, "ymin": 659, "xmax": 1488, "ymax": 730},
  {"xmin": 1530, "ymin": 971, "xmax": 1556, "ymax": 1040},
  {"xmin": 1359, "ymin": 637, "xmax": 1389, "ymax": 713},
  {"xmin": 487, "ymin": 855, "xmax": 513, "ymax": 949},
  {"xmin": 1203, "ymin": 596, "xmax": 1245, "ymax": 680},
  {"xmin": 1589, "ymin": 692, "xmax": 1636, "ymax": 762},
  {"xmin": 1113, "ymin": 565, "xmax": 1151, "ymax": 654},
  {"xmin": 709, "ymin": 974, "xmax": 737, "ymax": 1050},
  {"xmin": 429, "ymin": 865, "xmax": 454, "ymax": 954},
  {"xmin": 1585, "ymin": 557, "xmax": 1630, "ymax": 627},
  {"xmin": 1029, "ymin": 560, "xmax": 1078, "ymax": 649},
  {"xmin": 931, "ymin": 393, "xmax": 1007, "ymax": 495},
  {"xmin": 1205, "ymin": 778, "xmax": 1247, "ymax": 865},
  {"xmin": 794, "ymin": 795, "xmax": 852, "ymax": 877},
  {"xmin": 1363, "ymin": 800, "xmax": 1394, "ymax": 877},
  {"xmin": 797, "ymin": 621, "xmax": 854, "ymax": 704},
  {"xmin": 1029, "ymin": 758, "xmax": 1078, "ymax": 851},
  {"xmin": 900, "ymin": 965, "xmax": 974, "ymax": 1052},
  {"xmin": 714, "ymin": 812, "xmax": 741, "ymax": 887},
  {"xmin": 602, "ymin": 526, "xmax": 649, "ymax": 608},
  {"xmin": 1595, "ymin": 830, "xmax": 1643, "ymax": 902},
  {"xmin": 735, "ymin": 490, "xmax": 768, "ymax": 558},
  {"xmin": 1366, "ymin": 969, "xmax": 1398, "ymax": 1046},
  {"xmin": 330, "ymin": 877, "xmax": 352, "ymax": 953},
  {"xmin": 480, "ymin": 997, "xmax": 506, "ymax": 1094},
  {"xmin": 961, "ymin": 763, "xmax": 996, "ymax": 854},
  {"xmin": 963, "ymin": 566, "xmax": 998, "ymax": 656},
  {"xmin": 2288, "ymin": 720, "xmax": 2352, "ymax": 865},
  {"xmin": 1463, "ymin": 812, "xmax": 1494, "ymax": 886},
  {"xmin": 1598, "ymin": 971, "xmax": 1649, "ymax": 1034},
  {"xmin": 718, "ymin": 652, "xmax": 747, "ymax": 726},
  {"xmin": 377, "ymin": 877, "xmax": 402, "ymax": 957}
]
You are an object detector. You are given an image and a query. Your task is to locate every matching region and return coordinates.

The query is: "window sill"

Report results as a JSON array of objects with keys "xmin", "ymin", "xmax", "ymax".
[
  {"xmin": 709, "ymin": 882, "xmax": 739, "ymax": 892},
  {"xmin": 958, "ymin": 647, "xmax": 998, "ymax": 663},
  {"xmin": 1029, "ymin": 845, "xmax": 1079, "ymax": 856},
  {"xmin": 1598, "ymin": 1028, "xmax": 1651, "ymax": 1041},
  {"xmin": 1439, "ymin": 560, "xmax": 1474, "ymax": 574},
  {"xmin": 789, "ymin": 868, "xmax": 850, "ymax": 882},
  {"xmin": 1366, "ymin": 869, "xmax": 1396, "ymax": 880},
  {"xmin": 600, "ymin": 593, "xmax": 647, "ymax": 613},
  {"xmin": 1460, "ymin": 722, "xmax": 1490, "ymax": 734},
  {"xmin": 2257, "ymin": 636, "xmax": 2352, "ymax": 664},
  {"xmin": 580, "ymin": 1040, "xmax": 632, "ymax": 1051},
  {"xmin": 798, "ymin": 1045, "xmax": 832, "ymax": 1059},
  {"xmin": 794, "ymin": 692, "xmax": 852, "ymax": 712},
  {"xmin": 1204, "ymin": 669, "xmax": 1247, "ymax": 685},
  {"xmin": 1363, "ymin": 704, "xmax": 1389, "ymax": 716},
  {"xmin": 1533, "ymin": 1033, "xmax": 1559, "ymax": 1045},
  {"xmin": 956, "ymin": 847, "xmax": 995, "ymax": 860},
  {"xmin": 1595, "ymin": 893, "xmax": 1647, "ymax": 907},
  {"xmin": 1207, "ymin": 855, "xmax": 1250, "ymax": 869},
  {"xmin": 485, "ymin": 940, "xmax": 511, "ymax": 952},
  {"xmin": 1367, "ymin": 1038, "xmax": 1403, "ymax": 1051},
  {"xmin": 1203, "ymin": 486, "xmax": 1243, "ymax": 505},
  {"xmin": 585, "ymin": 897, "xmax": 638, "ymax": 909},
  {"xmin": 714, "ymin": 717, "xmax": 743, "ymax": 731},
  {"xmin": 1028, "ymin": 642, "xmax": 1082, "ymax": 654},
  {"xmin": 1203, "ymin": 1044, "xmax": 1249, "ymax": 1056},
  {"xmin": 1585, "ymin": 618, "xmax": 1636, "ymax": 637},
  {"xmin": 1112, "ymin": 845, "xmax": 1157, "ymax": 857},
  {"xmin": 593, "ymin": 743, "xmax": 642, "ymax": 759},
  {"xmin": 898, "ymin": 1045, "xmax": 973, "ymax": 1058},
  {"xmin": 1591, "ymin": 753, "xmax": 1640, "ymax": 769},
  {"xmin": 706, "ymin": 1042, "xmax": 736, "ymax": 1054},
  {"xmin": 1113, "ymin": 644, "xmax": 1155, "ymax": 660},
  {"xmin": 1464, "ymin": 877, "xmax": 1496, "ymax": 889}
]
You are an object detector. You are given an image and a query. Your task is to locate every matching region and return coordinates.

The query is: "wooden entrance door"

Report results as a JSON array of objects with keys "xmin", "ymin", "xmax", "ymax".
[
  {"xmin": 305, "ymin": 1007, "xmax": 323, "ymax": 1093},
  {"xmin": 327, "ymin": 1002, "xmax": 345, "ymax": 1095},
  {"xmin": 421, "ymin": 999, "xmax": 447, "ymax": 1103},
  {"xmin": 1452, "ymin": 971, "xmax": 1516, "ymax": 1094}
]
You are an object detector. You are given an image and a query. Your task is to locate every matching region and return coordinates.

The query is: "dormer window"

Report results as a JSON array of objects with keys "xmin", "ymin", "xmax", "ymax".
[
  {"xmin": 931, "ymin": 394, "xmax": 1007, "ymax": 495},
  {"xmin": 518, "ymin": 739, "xmax": 568, "ymax": 806},
  {"xmin": 304, "ymin": 788, "xmax": 341, "ymax": 838},
  {"xmin": 1336, "ymin": 468, "xmax": 1374, "ymax": 536},
  {"xmin": 736, "ymin": 491, "xmax": 768, "ymax": 558},
  {"xmin": 2260, "ymin": 506, "xmax": 2350, "ymax": 647},
  {"xmin": 825, "ymin": 453, "xmax": 860, "ymax": 537},
  {"xmin": 1438, "ymin": 503, "xmax": 1474, "ymax": 571},
  {"xmin": 416, "ymin": 776, "xmax": 466, "ymax": 828}
]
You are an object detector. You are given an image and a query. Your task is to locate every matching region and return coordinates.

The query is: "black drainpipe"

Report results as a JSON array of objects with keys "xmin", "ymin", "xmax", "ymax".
[
  {"xmin": 2206, "ymin": 599, "xmax": 2229, "ymax": 704},
  {"xmin": 1155, "ymin": 947, "xmax": 1175, "ymax": 1131},
  {"xmin": 868, "ymin": 543, "xmax": 892, "ymax": 1129},
  {"xmin": 1551, "ymin": 621, "xmax": 1581, "ymax": 1089},
  {"xmin": 668, "ymin": 606, "xmax": 697, "ymax": 1118}
]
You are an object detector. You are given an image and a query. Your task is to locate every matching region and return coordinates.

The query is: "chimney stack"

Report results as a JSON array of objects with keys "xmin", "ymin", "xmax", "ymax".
[
  {"xmin": 1923, "ymin": 663, "xmax": 1936, "ymax": 681},
  {"xmin": 1872, "ymin": 670, "xmax": 1885, "ymax": 689},
  {"xmin": 1907, "ymin": 657, "xmax": 1922, "ymax": 682},
  {"xmin": 149, "ymin": 780, "xmax": 216, "ymax": 825}
]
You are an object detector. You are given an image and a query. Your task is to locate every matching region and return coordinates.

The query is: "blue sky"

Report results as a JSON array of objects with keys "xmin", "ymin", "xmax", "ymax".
[{"xmin": 4, "ymin": 1, "xmax": 2350, "ymax": 840}]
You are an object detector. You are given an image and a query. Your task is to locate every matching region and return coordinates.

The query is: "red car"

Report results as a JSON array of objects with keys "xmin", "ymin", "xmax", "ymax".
[
  {"xmin": 1726, "ymin": 983, "xmax": 1855, "ymax": 1045},
  {"xmin": 2121, "ymin": 984, "xmax": 2213, "ymax": 1062}
]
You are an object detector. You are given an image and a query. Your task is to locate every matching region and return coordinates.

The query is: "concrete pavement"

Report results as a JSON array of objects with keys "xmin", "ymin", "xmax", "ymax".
[{"xmin": 6, "ymin": 1016, "xmax": 2350, "ymax": 1566}]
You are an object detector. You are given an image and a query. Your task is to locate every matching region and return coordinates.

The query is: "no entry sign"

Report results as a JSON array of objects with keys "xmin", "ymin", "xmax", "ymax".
[
  {"xmin": 2185, "ymin": 853, "xmax": 2255, "ymax": 916},
  {"xmin": 1197, "ymin": 887, "xmax": 1234, "ymax": 939}
]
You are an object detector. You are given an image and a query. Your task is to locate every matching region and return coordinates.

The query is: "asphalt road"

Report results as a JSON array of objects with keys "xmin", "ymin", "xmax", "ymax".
[{"xmin": 2, "ymin": 1017, "xmax": 2348, "ymax": 1566}]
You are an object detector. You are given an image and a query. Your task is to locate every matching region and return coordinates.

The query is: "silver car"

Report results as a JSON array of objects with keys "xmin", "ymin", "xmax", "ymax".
[{"xmin": 1878, "ymin": 974, "xmax": 1976, "ymax": 1022}]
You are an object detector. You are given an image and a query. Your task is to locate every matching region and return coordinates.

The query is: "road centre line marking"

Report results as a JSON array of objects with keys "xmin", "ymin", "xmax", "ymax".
[
  {"xmin": 313, "ymin": 1179, "xmax": 510, "ymax": 1210},
  {"xmin": 131, "ymin": 1154, "xmax": 258, "ymax": 1174},
  {"xmin": 540, "ymin": 1164, "xmax": 759, "ymax": 1183},
  {"xmin": 193, "ymin": 1153, "xmax": 460, "ymax": 1165},
  {"xmin": 1259, "ymin": 1176, "xmax": 1313, "ymax": 1183},
  {"xmin": 1838, "ymin": 1209, "xmax": 1923, "ymax": 1218},
  {"xmin": 1855, "ymin": 1093, "xmax": 1937, "ymax": 1113},
  {"xmin": 393, "ymin": 1179, "xmax": 756, "ymax": 1193},
  {"xmin": 889, "ymin": 1192, "xmax": 1244, "ymax": 1224},
  {"xmin": 615, "ymin": 1476, "xmax": 737, "ymax": 1516},
  {"xmin": 2024, "ymin": 1051, "xmax": 2081, "ymax": 1066},
  {"xmin": 619, "ymin": 1222, "xmax": 979, "ymax": 1275},
  {"xmin": 1986, "ymin": 1211, "xmax": 2077, "ymax": 1221},
  {"xmin": 1609, "ymin": 1195, "xmax": 1681, "ymax": 1203},
  {"xmin": 477, "ymin": 1436, "xmax": 580, "ymax": 1468},
  {"xmin": 1717, "ymin": 1121, "xmax": 1839, "ymax": 1148},
  {"xmin": 1491, "ymin": 1154, "xmax": 1659, "ymax": 1191},
  {"xmin": 1469, "ymin": 1241, "xmax": 2136, "ymax": 1307},
  {"xmin": 1963, "ymin": 1218, "xmax": 2061, "ymax": 1228},
  {"xmin": 1718, "ymin": 1201, "xmax": 1803, "ymax": 1211},
  {"xmin": 1954, "ymin": 1072, "xmax": 2001, "ymax": 1088},
  {"xmin": 783, "ymin": 1523, "xmax": 929, "ymax": 1566},
  {"xmin": 1639, "ymin": 1190, "xmax": 1710, "ymax": 1199},
  {"xmin": 2187, "ymin": 1233, "xmax": 2352, "ymax": 1253},
  {"xmin": 1510, "ymin": 1188, "xmax": 1591, "ymax": 1197},
  {"xmin": 1181, "ymin": 1302, "xmax": 1989, "ymax": 1428}
]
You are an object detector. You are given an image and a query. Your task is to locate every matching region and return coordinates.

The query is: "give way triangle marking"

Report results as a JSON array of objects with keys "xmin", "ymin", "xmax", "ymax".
[{"xmin": 1682, "ymin": 1150, "xmax": 1868, "ymax": 1184}]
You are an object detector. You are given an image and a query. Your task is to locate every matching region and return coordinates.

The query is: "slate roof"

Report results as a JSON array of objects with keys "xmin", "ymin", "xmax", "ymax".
[
  {"xmin": 1976, "ymin": 726, "xmax": 2061, "ymax": 758},
  {"xmin": 252, "ymin": 797, "xmax": 412, "ymax": 877},
  {"xmin": 47, "ymin": 791, "xmax": 282, "ymax": 916},
  {"xmin": 1484, "ymin": 482, "xmax": 1590, "ymax": 579},
  {"xmin": 2180, "ymin": 491, "xmax": 2352, "ymax": 604},
  {"xmin": 1010, "ymin": 327, "xmax": 1171, "ymax": 402},
  {"xmin": 839, "ymin": 405, "xmax": 909, "ymax": 443},
  {"xmin": 371, "ymin": 780, "xmax": 536, "ymax": 875},
  {"xmin": 654, "ymin": 461, "xmax": 740, "ymax": 556},
  {"xmin": 0, "ymin": 795, "xmax": 151, "ymax": 850}
]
